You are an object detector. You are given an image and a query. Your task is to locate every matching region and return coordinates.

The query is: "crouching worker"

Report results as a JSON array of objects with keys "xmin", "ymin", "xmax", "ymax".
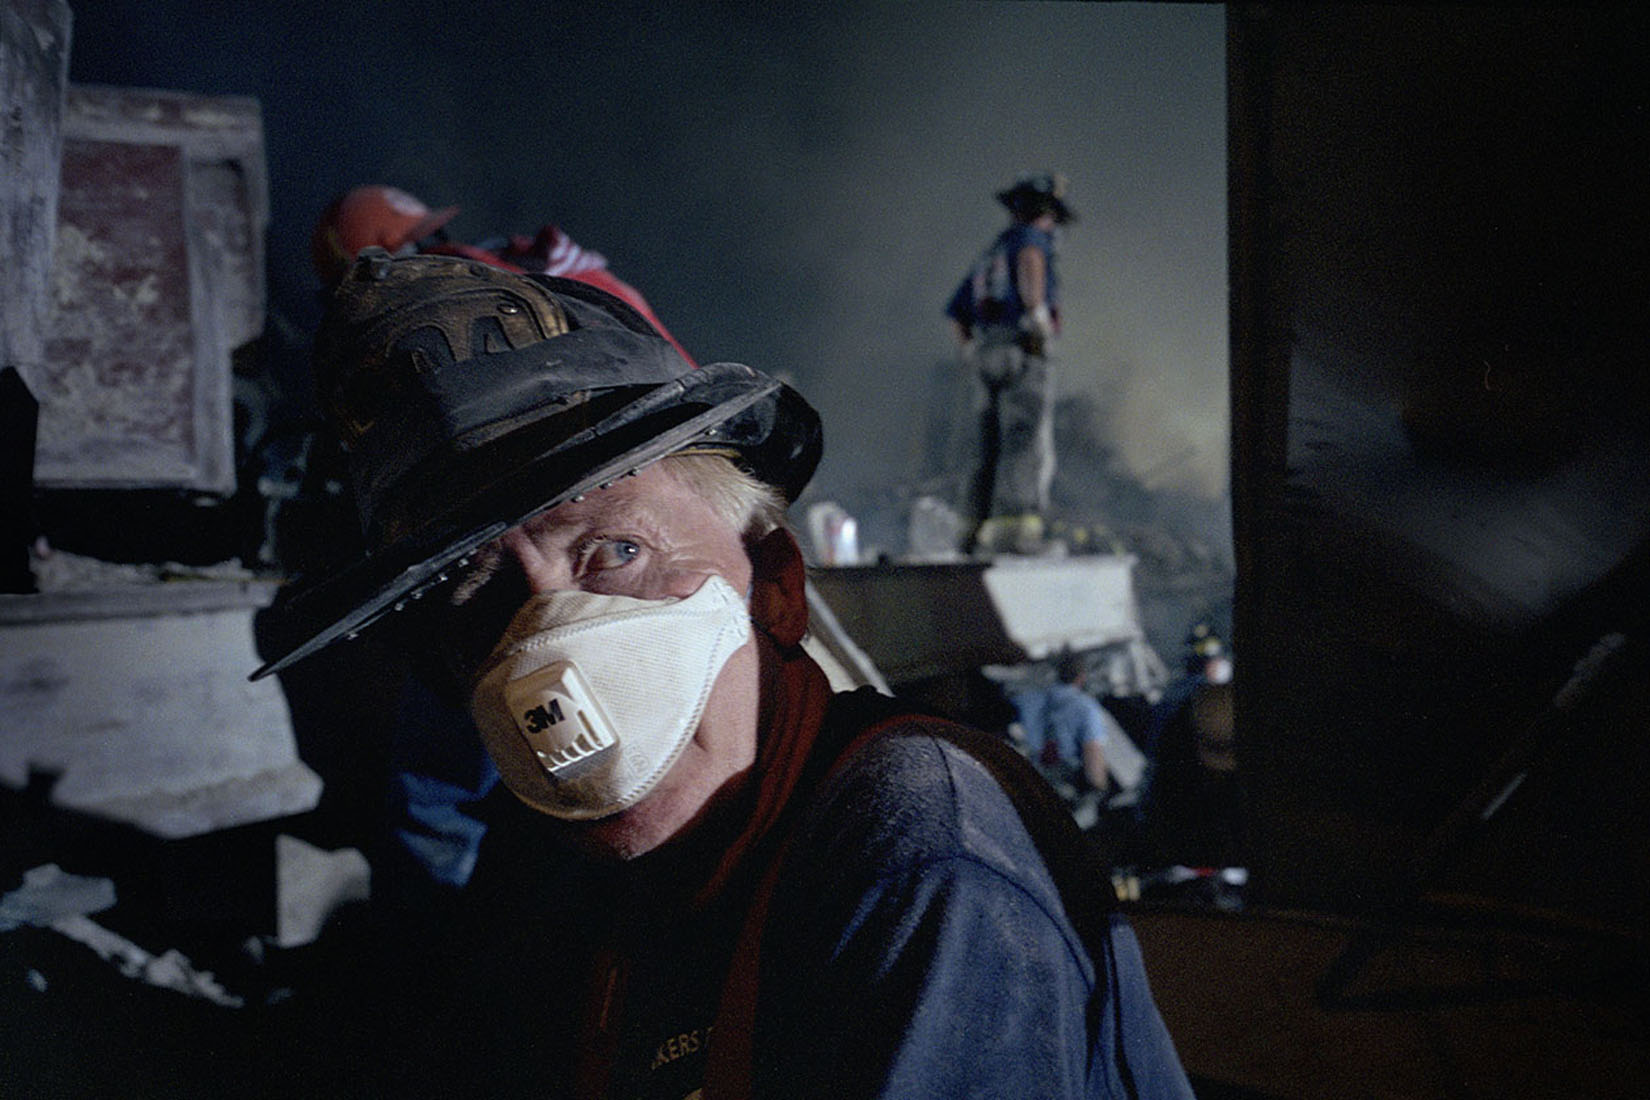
[{"xmin": 254, "ymin": 250, "xmax": 1194, "ymax": 1099}]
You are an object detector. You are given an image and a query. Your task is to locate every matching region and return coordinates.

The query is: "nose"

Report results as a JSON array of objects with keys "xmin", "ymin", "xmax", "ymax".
[{"xmin": 499, "ymin": 529, "xmax": 570, "ymax": 595}]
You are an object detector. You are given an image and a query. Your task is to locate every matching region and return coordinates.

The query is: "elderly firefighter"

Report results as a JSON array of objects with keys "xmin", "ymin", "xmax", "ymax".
[{"xmin": 256, "ymin": 250, "xmax": 1192, "ymax": 1099}]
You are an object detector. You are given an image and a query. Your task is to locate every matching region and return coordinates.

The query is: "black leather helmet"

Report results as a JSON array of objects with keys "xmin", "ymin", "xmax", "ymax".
[
  {"xmin": 996, "ymin": 173, "xmax": 1076, "ymax": 224},
  {"xmin": 252, "ymin": 249, "xmax": 821, "ymax": 678}
]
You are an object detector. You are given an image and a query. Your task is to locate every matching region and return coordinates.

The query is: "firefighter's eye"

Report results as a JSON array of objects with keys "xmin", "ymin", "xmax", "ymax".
[{"xmin": 577, "ymin": 538, "xmax": 642, "ymax": 574}]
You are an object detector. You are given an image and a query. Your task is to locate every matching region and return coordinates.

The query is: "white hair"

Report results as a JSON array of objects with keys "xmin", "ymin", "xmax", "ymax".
[{"xmin": 658, "ymin": 452, "xmax": 788, "ymax": 543}]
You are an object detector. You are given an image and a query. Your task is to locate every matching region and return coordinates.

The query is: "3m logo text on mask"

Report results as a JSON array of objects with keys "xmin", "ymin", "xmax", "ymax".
[
  {"xmin": 502, "ymin": 660, "xmax": 619, "ymax": 775},
  {"xmin": 524, "ymin": 698, "xmax": 564, "ymax": 733}
]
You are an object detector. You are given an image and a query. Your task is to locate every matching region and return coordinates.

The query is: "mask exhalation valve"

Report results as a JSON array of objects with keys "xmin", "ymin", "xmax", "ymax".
[{"xmin": 502, "ymin": 659, "xmax": 620, "ymax": 777}]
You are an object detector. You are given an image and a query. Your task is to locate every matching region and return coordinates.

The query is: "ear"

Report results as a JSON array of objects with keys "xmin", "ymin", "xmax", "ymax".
[{"xmin": 746, "ymin": 528, "xmax": 809, "ymax": 648}]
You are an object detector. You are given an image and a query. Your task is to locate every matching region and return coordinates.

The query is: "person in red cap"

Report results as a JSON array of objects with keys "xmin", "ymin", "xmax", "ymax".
[
  {"xmin": 310, "ymin": 184, "xmax": 694, "ymax": 363},
  {"xmin": 309, "ymin": 185, "xmax": 461, "ymax": 283}
]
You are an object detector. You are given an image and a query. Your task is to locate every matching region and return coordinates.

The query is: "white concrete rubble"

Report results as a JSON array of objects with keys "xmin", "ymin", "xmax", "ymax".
[{"xmin": 0, "ymin": 582, "xmax": 321, "ymax": 838}]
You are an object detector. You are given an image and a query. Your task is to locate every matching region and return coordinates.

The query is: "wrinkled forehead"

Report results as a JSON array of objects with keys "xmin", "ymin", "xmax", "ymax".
[
  {"xmin": 446, "ymin": 461, "xmax": 749, "ymax": 612},
  {"xmin": 517, "ymin": 461, "xmax": 737, "ymax": 545}
]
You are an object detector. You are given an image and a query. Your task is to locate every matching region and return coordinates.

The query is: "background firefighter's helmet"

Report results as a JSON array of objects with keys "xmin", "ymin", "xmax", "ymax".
[
  {"xmin": 1184, "ymin": 621, "xmax": 1233, "ymax": 684},
  {"xmin": 253, "ymin": 249, "xmax": 822, "ymax": 678},
  {"xmin": 996, "ymin": 173, "xmax": 1077, "ymax": 225},
  {"xmin": 310, "ymin": 185, "xmax": 461, "ymax": 285}
]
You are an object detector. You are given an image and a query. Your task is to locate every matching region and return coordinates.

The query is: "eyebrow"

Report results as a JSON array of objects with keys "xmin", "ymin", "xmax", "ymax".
[
  {"xmin": 449, "ymin": 541, "xmax": 506, "ymax": 606},
  {"xmin": 548, "ymin": 494, "xmax": 670, "ymax": 542}
]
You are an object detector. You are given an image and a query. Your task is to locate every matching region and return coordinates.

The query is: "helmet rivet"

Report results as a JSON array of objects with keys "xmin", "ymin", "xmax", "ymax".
[
  {"xmin": 570, "ymin": 494, "xmax": 585, "ymax": 503},
  {"xmin": 499, "ymin": 302, "xmax": 520, "ymax": 315}
]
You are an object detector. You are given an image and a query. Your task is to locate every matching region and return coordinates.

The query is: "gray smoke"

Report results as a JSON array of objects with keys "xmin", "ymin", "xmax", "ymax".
[{"xmin": 67, "ymin": 0, "xmax": 1227, "ymax": 505}]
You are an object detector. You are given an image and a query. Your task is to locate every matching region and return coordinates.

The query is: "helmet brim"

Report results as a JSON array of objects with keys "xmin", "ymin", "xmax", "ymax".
[{"xmin": 252, "ymin": 361, "xmax": 817, "ymax": 679}]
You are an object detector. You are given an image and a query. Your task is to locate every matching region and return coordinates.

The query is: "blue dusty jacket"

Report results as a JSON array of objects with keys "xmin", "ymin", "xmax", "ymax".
[
  {"xmin": 945, "ymin": 222, "xmax": 1061, "ymax": 334},
  {"xmin": 751, "ymin": 709, "xmax": 1194, "ymax": 1098},
  {"xmin": 574, "ymin": 691, "xmax": 1193, "ymax": 1099}
]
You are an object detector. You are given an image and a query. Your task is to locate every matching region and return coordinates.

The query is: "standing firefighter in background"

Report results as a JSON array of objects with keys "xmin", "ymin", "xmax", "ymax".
[
  {"xmin": 946, "ymin": 173, "xmax": 1075, "ymax": 555},
  {"xmin": 255, "ymin": 250, "xmax": 1193, "ymax": 1098}
]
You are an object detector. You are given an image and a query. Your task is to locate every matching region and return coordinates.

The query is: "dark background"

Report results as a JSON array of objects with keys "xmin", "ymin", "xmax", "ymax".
[{"xmin": 1227, "ymin": 4, "xmax": 1650, "ymax": 921}]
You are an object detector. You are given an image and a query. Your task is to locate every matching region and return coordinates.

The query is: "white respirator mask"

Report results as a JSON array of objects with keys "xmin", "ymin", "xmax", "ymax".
[{"xmin": 468, "ymin": 574, "xmax": 751, "ymax": 820}]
